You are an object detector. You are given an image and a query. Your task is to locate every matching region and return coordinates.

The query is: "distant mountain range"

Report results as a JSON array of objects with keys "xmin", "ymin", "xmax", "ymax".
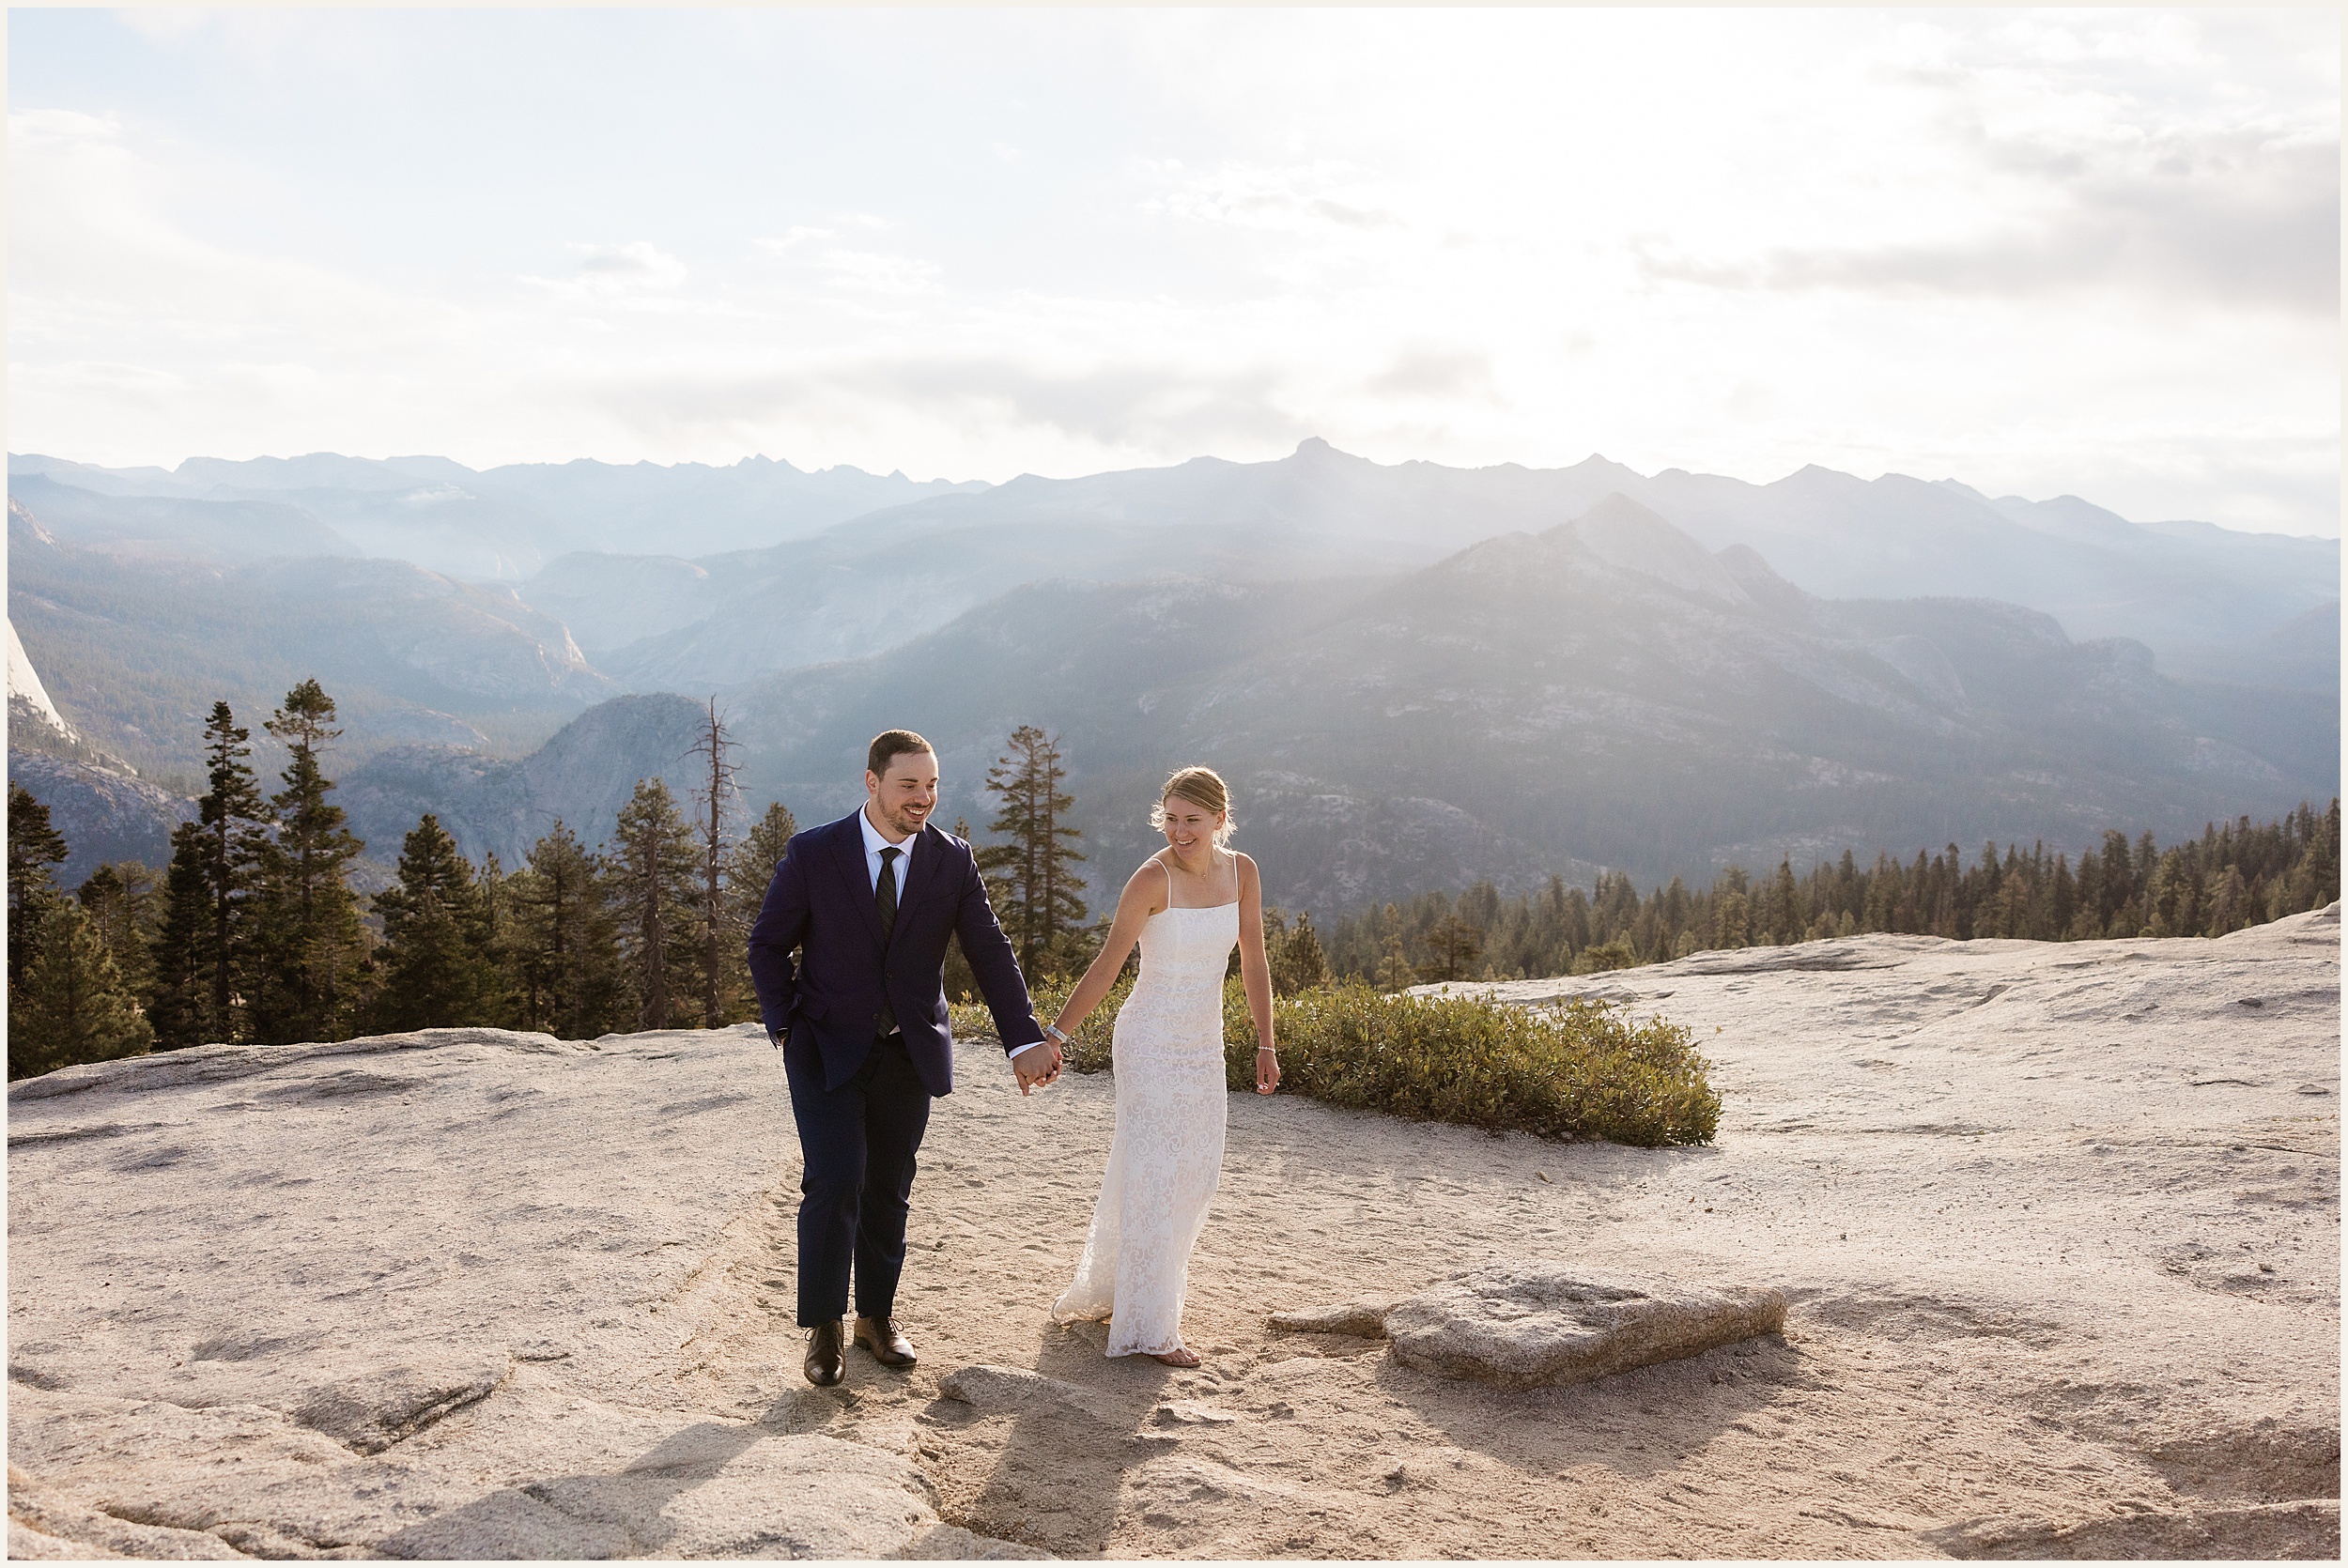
[
  {"xmin": 8, "ymin": 441, "xmax": 2337, "ymax": 909},
  {"xmin": 8, "ymin": 499, "xmax": 608, "ymax": 784},
  {"xmin": 7, "ymin": 452, "xmax": 981, "ymax": 580},
  {"xmin": 510, "ymin": 438, "xmax": 2339, "ymax": 696},
  {"xmin": 710, "ymin": 495, "xmax": 2334, "ymax": 904}
]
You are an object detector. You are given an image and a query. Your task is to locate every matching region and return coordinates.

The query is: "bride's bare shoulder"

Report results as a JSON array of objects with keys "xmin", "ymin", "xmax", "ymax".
[{"xmin": 1125, "ymin": 855, "xmax": 1172, "ymax": 905}]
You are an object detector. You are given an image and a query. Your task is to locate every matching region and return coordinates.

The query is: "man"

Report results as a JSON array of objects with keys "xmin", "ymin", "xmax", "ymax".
[{"xmin": 748, "ymin": 730, "xmax": 1066, "ymax": 1386}]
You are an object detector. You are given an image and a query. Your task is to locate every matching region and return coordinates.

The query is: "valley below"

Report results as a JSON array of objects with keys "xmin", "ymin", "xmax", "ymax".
[{"xmin": 8, "ymin": 907, "xmax": 2338, "ymax": 1559}]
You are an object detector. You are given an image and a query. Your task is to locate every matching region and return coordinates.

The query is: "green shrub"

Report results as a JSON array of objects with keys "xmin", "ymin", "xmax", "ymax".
[{"xmin": 956, "ymin": 974, "xmax": 1719, "ymax": 1147}]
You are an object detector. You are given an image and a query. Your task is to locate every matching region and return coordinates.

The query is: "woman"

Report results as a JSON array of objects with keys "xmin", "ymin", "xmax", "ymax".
[{"xmin": 1045, "ymin": 766, "xmax": 1278, "ymax": 1367}]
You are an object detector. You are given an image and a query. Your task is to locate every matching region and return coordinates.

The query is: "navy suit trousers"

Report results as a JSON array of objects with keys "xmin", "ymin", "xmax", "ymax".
[{"xmin": 783, "ymin": 1027, "xmax": 932, "ymax": 1327}]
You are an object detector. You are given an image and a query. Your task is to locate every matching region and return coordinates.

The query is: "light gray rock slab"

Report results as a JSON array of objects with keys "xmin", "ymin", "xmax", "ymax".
[
  {"xmin": 1267, "ymin": 1301, "xmax": 1393, "ymax": 1338},
  {"xmin": 1384, "ymin": 1262, "xmax": 1786, "ymax": 1390}
]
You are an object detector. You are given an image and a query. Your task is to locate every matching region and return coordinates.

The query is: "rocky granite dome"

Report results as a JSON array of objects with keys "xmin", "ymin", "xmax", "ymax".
[{"xmin": 8, "ymin": 908, "xmax": 2337, "ymax": 1559}]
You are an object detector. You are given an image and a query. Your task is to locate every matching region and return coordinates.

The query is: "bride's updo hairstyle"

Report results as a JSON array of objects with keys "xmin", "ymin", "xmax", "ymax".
[{"xmin": 1151, "ymin": 766, "xmax": 1236, "ymax": 849}]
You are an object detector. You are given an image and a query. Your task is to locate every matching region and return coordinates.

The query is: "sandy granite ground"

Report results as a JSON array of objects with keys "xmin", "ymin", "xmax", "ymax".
[{"xmin": 7, "ymin": 907, "xmax": 2339, "ymax": 1559}]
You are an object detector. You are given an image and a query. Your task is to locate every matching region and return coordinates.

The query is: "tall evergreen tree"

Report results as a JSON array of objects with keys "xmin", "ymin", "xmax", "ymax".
[
  {"xmin": 1424, "ymin": 913, "xmax": 1485, "ymax": 982},
  {"xmin": 250, "ymin": 680, "xmax": 370, "ymax": 1045},
  {"xmin": 10, "ymin": 899, "xmax": 153, "ymax": 1079},
  {"xmin": 148, "ymin": 823, "xmax": 218, "ymax": 1048},
  {"xmin": 8, "ymin": 781, "xmax": 69, "ymax": 994},
  {"xmin": 192, "ymin": 701, "xmax": 271, "ymax": 1040},
  {"xmin": 509, "ymin": 822, "xmax": 625, "ymax": 1038},
  {"xmin": 976, "ymin": 725, "xmax": 1087, "ymax": 979},
  {"xmin": 77, "ymin": 861, "xmax": 160, "ymax": 1003},
  {"xmin": 1266, "ymin": 908, "xmax": 1329, "ymax": 994},
  {"xmin": 370, "ymin": 815, "xmax": 502, "ymax": 1031},
  {"xmin": 609, "ymin": 778, "xmax": 699, "ymax": 1031},
  {"xmin": 723, "ymin": 799, "xmax": 797, "ymax": 1021}
]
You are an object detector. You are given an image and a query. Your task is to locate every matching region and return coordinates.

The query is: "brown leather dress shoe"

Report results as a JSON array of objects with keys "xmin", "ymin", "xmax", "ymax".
[
  {"xmin": 854, "ymin": 1314, "xmax": 917, "ymax": 1370},
  {"xmin": 804, "ymin": 1318, "xmax": 846, "ymax": 1387}
]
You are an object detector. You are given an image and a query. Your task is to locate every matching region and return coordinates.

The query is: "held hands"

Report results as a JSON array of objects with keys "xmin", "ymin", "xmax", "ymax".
[
  {"xmin": 1013, "ymin": 1038, "xmax": 1064, "ymax": 1097},
  {"xmin": 1255, "ymin": 1045, "xmax": 1280, "ymax": 1095}
]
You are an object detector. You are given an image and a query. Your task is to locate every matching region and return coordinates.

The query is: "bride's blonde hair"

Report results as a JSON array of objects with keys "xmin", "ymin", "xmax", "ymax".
[{"xmin": 1151, "ymin": 765, "xmax": 1236, "ymax": 849}]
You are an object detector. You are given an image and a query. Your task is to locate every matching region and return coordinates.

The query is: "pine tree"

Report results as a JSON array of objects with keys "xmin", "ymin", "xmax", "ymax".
[
  {"xmin": 1375, "ymin": 931, "xmax": 1417, "ymax": 992},
  {"xmin": 1424, "ymin": 914, "xmax": 1485, "ymax": 982},
  {"xmin": 148, "ymin": 823, "xmax": 217, "ymax": 1048},
  {"xmin": 509, "ymin": 822, "xmax": 625, "ymax": 1038},
  {"xmin": 976, "ymin": 725, "xmax": 1087, "ymax": 979},
  {"xmin": 474, "ymin": 852, "xmax": 518, "ymax": 1026},
  {"xmin": 370, "ymin": 815, "xmax": 502, "ymax": 1031},
  {"xmin": 190, "ymin": 701, "xmax": 271, "ymax": 1041},
  {"xmin": 723, "ymin": 799, "xmax": 797, "ymax": 1021},
  {"xmin": 610, "ymin": 778, "xmax": 698, "ymax": 1031},
  {"xmin": 250, "ymin": 680, "xmax": 370, "ymax": 1045},
  {"xmin": 1271, "ymin": 909, "xmax": 1329, "ymax": 994},
  {"xmin": 10, "ymin": 899, "xmax": 153, "ymax": 1079},
  {"xmin": 77, "ymin": 861, "xmax": 159, "ymax": 1003},
  {"xmin": 8, "ymin": 782, "xmax": 70, "ymax": 994}
]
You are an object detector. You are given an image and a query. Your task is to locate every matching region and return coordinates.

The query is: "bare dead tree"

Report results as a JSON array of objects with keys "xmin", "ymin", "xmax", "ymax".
[{"xmin": 685, "ymin": 698, "xmax": 742, "ymax": 1027}]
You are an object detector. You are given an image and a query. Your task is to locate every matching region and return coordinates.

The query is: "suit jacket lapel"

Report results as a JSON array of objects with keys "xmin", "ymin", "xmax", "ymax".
[
  {"xmin": 890, "ymin": 823, "xmax": 945, "ymax": 943},
  {"xmin": 834, "ymin": 814, "xmax": 888, "ymax": 949}
]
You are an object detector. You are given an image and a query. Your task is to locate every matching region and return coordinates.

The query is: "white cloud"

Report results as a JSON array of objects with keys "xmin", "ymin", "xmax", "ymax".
[
  {"xmin": 5, "ymin": 8, "xmax": 2336, "ymax": 531},
  {"xmin": 573, "ymin": 241, "xmax": 687, "ymax": 288}
]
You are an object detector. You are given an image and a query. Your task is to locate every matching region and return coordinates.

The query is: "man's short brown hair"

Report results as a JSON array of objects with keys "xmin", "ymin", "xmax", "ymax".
[{"xmin": 867, "ymin": 730, "xmax": 935, "ymax": 778}]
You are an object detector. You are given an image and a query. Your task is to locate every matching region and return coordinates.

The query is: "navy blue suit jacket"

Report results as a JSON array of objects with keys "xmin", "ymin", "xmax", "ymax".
[{"xmin": 747, "ymin": 810, "xmax": 1043, "ymax": 1096}]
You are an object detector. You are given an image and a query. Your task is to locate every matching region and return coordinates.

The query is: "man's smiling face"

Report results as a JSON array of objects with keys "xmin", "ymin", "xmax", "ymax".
[{"xmin": 866, "ymin": 748, "xmax": 938, "ymax": 841}]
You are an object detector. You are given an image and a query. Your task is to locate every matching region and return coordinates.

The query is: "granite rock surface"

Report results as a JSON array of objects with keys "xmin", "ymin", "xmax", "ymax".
[
  {"xmin": 1383, "ymin": 1264, "xmax": 1786, "ymax": 1389},
  {"xmin": 8, "ymin": 908, "xmax": 2340, "ymax": 1559}
]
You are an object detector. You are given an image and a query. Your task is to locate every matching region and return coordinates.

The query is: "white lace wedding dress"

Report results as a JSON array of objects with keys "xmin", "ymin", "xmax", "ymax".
[{"xmin": 1053, "ymin": 900, "xmax": 1238, "ymax": 1356}]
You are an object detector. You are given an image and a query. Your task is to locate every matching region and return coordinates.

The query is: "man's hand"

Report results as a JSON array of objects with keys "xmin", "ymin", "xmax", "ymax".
[{"xmin": 1012, "ymin": 1039, "xmax": 1063, "ymax": 1097}]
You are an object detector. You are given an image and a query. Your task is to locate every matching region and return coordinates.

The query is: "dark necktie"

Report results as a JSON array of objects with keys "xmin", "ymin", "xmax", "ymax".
[
  {"xmin": 876, "ymin": 846, "xmax": 901, "ymax": 1035},
  {"xmin": 876, "ymin": 846, "xmax": 902, "ymax": 939}
]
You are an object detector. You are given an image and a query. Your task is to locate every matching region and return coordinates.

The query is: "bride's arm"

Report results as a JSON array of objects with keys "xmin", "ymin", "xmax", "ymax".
[
  {"xmin": 1048, "ymin": 861, "xmax": 1164, "ymax": 1039},
  {"xmin": 1236, "ymin": 854, "xmax": 1279, "ymax": 1093}
]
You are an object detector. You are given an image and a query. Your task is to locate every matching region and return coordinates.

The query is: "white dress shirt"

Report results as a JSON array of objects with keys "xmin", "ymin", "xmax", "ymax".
[{"xmin": 858, "ymin": 806, "xmax": 1045, "ymax": 1058}]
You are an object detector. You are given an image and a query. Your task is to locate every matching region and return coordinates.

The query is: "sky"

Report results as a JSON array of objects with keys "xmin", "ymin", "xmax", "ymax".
[{"xmin": 8, "ymin": 8, "xmax": 2340, "ymax": 534}]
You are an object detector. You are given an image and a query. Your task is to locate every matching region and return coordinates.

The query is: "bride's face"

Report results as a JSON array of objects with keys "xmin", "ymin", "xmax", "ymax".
[{"xmin": 1160, "ymin": 797, "xmax": 1224, "ymax": 859}]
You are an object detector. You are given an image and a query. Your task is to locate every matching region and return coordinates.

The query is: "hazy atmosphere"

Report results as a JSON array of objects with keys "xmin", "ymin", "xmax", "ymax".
[
  {"xmin": 8, "ymin": 7, "xmax": 2339, "ymax": 533},
  {"xmin": 8, "ymin": 9, "xmax": 2340, "ymax": 1562}
]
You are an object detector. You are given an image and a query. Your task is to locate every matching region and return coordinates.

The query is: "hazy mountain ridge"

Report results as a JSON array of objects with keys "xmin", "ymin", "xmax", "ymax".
[
  {"xmin": 334, "ymin": 693, "xmax": 717, "ymax": 869},
  {"xmin": 9, "ymin": 441, "xmax": 2335, "ymax": 911},
  {"xmin": 19, "ymin": 439, "xmax": 2332, "ymax": 700},
  {"xmin": 8, "ymin": 500, "xmax": 610, "ymax": 780},
  {"xmin": 8, "ymin": 451, "xmax": 986, "ymax": 580},
  {"xmin": 704, "ymin": 499, "xmax": 2332, "ymax": 905},
  {"xmin": 498, "ymin": 440, "xmax": 2337, "ymax": 698}
]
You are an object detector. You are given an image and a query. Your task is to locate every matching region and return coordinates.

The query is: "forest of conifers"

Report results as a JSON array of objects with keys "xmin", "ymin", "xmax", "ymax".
[
  {"xmin": 8, "ymin": 676, "xmax": 2339, "ymax": 1080},
  {"xmin": 1325, "ymin": 802, "xmax": 2342, "ymax": 986}
]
